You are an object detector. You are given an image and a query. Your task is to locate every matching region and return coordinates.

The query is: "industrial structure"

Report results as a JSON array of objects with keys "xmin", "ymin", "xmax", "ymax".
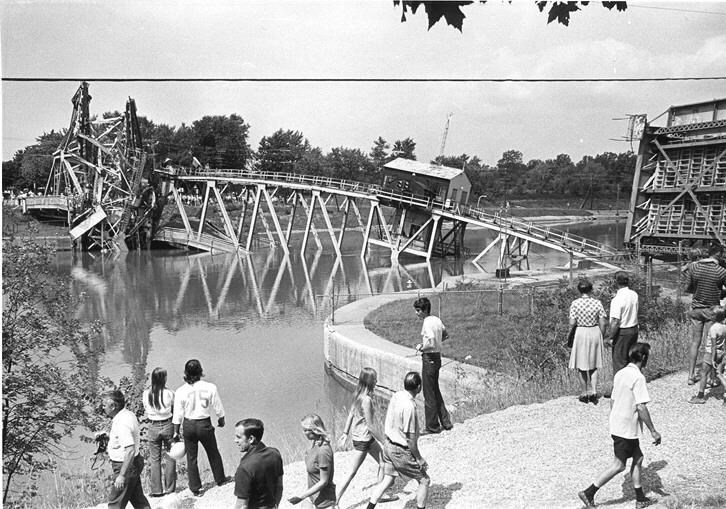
[
  {"xmin": 625, "ymin": 98, "xmax": 726, "ymax": 258},
  {"xmin": 26, "ymin": 82, "xmax": 623, "ymax": 272},
  {"xmin": 35, "ymin": 82, "xmax": 161, "ymax": 251}
]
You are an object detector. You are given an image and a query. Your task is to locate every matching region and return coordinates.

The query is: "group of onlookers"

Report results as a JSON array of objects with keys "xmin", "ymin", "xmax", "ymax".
[
  {"xmin": 100, "ymin": 296, "xmax": 451, "ymax": 509},
  {"xmin": 570, "ymin": 244, "xmax": 726, "ymax": 508},
  {"xmin": 99, "ymin": 249, "xmax": 725, "ymax": 509}
]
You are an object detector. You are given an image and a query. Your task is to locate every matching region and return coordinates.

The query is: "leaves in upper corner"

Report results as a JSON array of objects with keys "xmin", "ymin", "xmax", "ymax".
[
  {"xmin": 602, "ymin": 1, "xmax": 628, "ymax": 12},
  {"xmin": 394, "ymin": 1, "xmax": 474, "ymax": 32},
  {"xmin": 395, "ymin": 0, "xmax": 627, "ymax": 30},
  {"xmin": 545, "ymin": 2, "xmax": 581, "ymax": 26}
]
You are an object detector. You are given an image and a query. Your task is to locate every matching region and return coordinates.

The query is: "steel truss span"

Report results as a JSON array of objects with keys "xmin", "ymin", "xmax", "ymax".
[{"xmin": 155, "ymin": 167, "xmax": 621, "ymax": 271}]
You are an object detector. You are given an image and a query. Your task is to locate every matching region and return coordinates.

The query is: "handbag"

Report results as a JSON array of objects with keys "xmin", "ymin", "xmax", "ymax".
[{"xmin": 566, "ymin": 324, "xmax": 577, "ymax": 348}]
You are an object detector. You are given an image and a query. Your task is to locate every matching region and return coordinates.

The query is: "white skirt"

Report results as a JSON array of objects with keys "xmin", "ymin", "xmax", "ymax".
[{"xmin": 568, "ymin": 325, "xmax": 604, "ymax": 371}]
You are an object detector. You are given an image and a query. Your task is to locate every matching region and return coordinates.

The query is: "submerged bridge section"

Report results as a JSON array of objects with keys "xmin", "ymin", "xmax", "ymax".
[{"xmin": 155, "ymin": 168, "xmax": 621, "ymax": 270}]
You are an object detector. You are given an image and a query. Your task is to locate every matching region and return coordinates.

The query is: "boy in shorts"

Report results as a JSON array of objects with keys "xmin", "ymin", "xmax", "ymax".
[
  {"xmin": 578, "ymin": 343, "xmax": 661, "ymax": 508},
  {"xmin": 689, "ymin": 306, "xmax": 726, "ymax": 404},
  {"xmin": 365, "ymin": 372, "xmax": 429, "ymax": 509}
]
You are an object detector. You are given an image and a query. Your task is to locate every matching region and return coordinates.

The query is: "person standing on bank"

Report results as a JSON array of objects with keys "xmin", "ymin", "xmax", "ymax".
[
  {"xmin": 233, "ymin": 418, "xmax": 284, "ymax": 509},
  {"xmin": 288, "ymin": 413, "xmax": 336, "ymax": 508},
  {"xmin": 413, "ymin": 297, "xmax": 453, "ymax": 434},
  {"xmin": 568, "ymin": 279, "xmax": 608, "ymax": 403},
  {"xmin": 142, "ymin": 367, "xmax": 177, "ymax": 497},
  {"xmin": 578, "ymin": 343, "xmax": 661, "ymax": 508},
  {"xmin": 605, "ymin": 272, "xmax": 639, "ymax": 375},
  {"xmin": 102, "ymin": 390, "xmax": 150, "ymax": 509},
  {"xmin": 172, "ymin": 359, "xmax": 228, "ymax": 496},
  {"xmin": 682, "ymin": 243, "xmax": 726, "ymax": 385},
  {"xmin": 366, "ymin": 371, "xmax": 430, "ymax": 509}
]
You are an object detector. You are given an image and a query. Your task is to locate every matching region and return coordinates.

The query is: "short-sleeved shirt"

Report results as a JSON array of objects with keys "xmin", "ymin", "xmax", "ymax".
[
  {"xmin": 142, "ymin": 388, "xmax": 174, "ymax": 421},
  {"xmin": 234, "ymin": 442, "xmax": 284, "ymax": 508},
  {"xmin": 304, "ymin": 442, "xmax": 336, "ymax": 507},
  {"xmin": 687, "ymin": 259, "xmax": 726, "ymax": 308},
  {"xmin": 420, "ymin": 315, "xmax": 446, "ymax": 353},
  {"xmin": 609, "ymin": 363, "xmax": 650, "ymax": 439},
  {"xmin": 610, "ymin": 287, "xmax": 639, "ymax": 328},
  {"xmin": 385, "ymin": 390, "xmax": 418, "ymax": 446},
  {"xmin": 350, "ymin": 395, "xmax": 373, "ymax": 442},
  {"xmin": 173, "ymin": 380, "xmax": 225, "ymax": 424},
  {"xmin": 569, "ymin": 296, "xmax": 606, "ymax": 327},
  {"xmin": 108, "ymin": 408, "xmax": 140, "ymax": 462}
]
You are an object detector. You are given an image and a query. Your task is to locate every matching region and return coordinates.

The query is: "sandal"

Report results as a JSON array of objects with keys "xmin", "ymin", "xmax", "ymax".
[
  {"xmin": 688, "ymin": 375, "xmax": 700, "ymax": 385},
  {"xmin": 706, "ymin": 378, "xmax": 722, "ymax": 389}
]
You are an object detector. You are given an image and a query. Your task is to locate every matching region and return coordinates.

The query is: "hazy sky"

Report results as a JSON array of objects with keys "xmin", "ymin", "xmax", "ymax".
[{"xmin": 2, "ymin": 1, "xmax": 726, "ymax": 165}]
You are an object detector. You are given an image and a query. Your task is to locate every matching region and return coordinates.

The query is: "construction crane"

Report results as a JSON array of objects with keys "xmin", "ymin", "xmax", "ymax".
[{"xmin": 439, "ymin": 113, "xmax": 453, "ymax": 159}]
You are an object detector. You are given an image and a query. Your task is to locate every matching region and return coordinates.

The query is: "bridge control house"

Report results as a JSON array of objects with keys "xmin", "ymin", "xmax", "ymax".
[{"xmin": 381, "ymin": 158, "xmax": 472, "ymax": 206}]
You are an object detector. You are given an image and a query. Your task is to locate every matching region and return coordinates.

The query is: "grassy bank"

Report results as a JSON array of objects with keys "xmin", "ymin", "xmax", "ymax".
[{"xmin": 364, "ymin": 276, "xmax": 689, "ymax": 418}]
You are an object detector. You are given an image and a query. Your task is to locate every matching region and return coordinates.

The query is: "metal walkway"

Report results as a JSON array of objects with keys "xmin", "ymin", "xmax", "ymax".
[{"xmin": 157, "ymin": 168, "xmax": 621, "ymax": 269}]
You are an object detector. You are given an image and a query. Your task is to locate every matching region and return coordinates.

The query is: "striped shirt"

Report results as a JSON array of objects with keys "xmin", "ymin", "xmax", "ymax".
[{"xmin": 687, "ymin": 259, "xmax": 726, "ymax": 308}]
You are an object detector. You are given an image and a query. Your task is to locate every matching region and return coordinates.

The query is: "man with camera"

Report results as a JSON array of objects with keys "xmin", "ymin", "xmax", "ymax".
[{"xmin": 101, "ymin": 389, "xmax": 150, "ymax": 509}]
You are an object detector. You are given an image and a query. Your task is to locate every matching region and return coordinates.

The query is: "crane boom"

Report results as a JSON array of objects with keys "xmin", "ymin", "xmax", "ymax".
[{"xmin": 439, "ymin": 113, "xmax": 453, "ymax": 158}]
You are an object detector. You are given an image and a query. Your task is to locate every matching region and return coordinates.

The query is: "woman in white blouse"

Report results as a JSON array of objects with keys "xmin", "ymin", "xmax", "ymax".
[{"xmin": 142, "ymin": 367, "xmax": 176, "ymax": 496}]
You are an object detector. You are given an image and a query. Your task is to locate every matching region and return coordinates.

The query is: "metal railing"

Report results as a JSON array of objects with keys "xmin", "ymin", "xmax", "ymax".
[{"xmin": 171, "ymin": 167, "xmax": 620, "ymax": 257}]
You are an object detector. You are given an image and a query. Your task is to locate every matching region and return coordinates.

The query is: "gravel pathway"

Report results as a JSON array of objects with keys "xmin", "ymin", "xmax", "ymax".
[{"xmin": 147, "ymin": 370, "xmax": 723, "ymax": 509}]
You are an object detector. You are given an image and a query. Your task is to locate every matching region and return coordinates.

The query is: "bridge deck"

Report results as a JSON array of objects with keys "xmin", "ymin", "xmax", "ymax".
[{"xmin": 163, "ymin": 168, "xmax": 619, "ymax": 260}]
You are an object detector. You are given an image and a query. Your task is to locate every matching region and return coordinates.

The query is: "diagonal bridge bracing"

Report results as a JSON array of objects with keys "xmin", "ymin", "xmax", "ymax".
[{"xmin": 154, "ymin": 167, "xmax": 621, "ymax": 270}]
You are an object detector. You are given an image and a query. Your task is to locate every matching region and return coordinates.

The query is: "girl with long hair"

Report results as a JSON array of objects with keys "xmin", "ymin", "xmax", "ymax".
[
  {"xmin": 142, "ymin": 367, "xmax": 176, "ymax": 496},
  {"xmin": 336, "ymin": 368, "xmax": 397, "ymax": 505},
  {"xmin": 288, "ymin": 413, "xmax": 336, "ymax": 508}
]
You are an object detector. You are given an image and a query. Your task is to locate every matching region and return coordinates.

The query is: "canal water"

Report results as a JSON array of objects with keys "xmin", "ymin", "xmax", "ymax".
[{"xmin": 53, "ymin": 218, "xmax": 624, "ymax": 488}]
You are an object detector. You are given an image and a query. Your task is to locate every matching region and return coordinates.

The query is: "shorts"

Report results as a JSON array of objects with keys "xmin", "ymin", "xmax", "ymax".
[
  {"xmin": 381, "ymin": 439, "xmax": 427, "ymax": 481},
  {"xmin": 612, "ymin": 435, "xmax": 643, "ymax": 464},
  {"xmin": 353, "ymin": 437, "xmax": 374, "ymax": 452}
]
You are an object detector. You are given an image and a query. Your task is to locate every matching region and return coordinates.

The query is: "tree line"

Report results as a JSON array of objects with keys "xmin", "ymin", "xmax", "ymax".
[{"xmin": 2, "ymin": 113, "xmax": 635, "ymax": 205}]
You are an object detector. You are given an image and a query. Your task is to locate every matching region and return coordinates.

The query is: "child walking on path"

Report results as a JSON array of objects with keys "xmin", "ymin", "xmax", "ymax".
[{"xmin": 336, "ymin": 368, "xmax": 398, "ymax": 506}]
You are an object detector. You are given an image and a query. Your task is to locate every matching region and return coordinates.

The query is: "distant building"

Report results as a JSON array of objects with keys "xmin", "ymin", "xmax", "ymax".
[{"xmin": 381, "ymin": 158, "xmax": 472, "ymax": 206}]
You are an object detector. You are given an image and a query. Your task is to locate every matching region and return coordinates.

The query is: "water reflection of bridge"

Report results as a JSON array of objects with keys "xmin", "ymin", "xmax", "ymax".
[{"xmin": 71, "ymin": 249, "xmax": 462, "ymax": 364}]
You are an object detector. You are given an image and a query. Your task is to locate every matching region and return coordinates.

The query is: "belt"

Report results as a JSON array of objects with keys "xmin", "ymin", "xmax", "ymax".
[
  {"xmin": 619, "ymin": 325, "xmax": 638, "ymax": 329},
  {"xmin": 387, "ymin": 438, "xmax": 409, "ymax": 450},
  {"xmin": 150, "ymin": 417, "xmax": 172, "ymax": 423}
]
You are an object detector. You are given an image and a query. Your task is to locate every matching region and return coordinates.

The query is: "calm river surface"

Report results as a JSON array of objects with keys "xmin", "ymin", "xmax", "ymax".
[{"xmin": 54, "ymin": 218, "xmax": 624, "ymax": 479}]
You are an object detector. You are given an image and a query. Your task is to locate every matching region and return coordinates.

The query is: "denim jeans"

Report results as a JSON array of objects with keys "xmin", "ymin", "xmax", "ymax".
[
  {"xmin": 421, "ymin": 352, "xmax": 451, "ymax": 431},
  {"xmin": 108, "ymin": 455, "xmax": 150, "ymax": 509},
  {"xmin": 147, "ymin": 418, "xmax": 176, "ymax": 495},
  {"xmin": 182, "ymin": 417, "xmax": 226, "ymax": 493}
]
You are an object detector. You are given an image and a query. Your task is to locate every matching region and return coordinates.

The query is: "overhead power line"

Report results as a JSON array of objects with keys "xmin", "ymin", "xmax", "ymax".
[
  {"xmin": 2, "ymin": 76, "xmax": 726, "ymax": 83},
  {"xmin": 629, "ymin": 4, "xmax": 726, "ymax": 16}
]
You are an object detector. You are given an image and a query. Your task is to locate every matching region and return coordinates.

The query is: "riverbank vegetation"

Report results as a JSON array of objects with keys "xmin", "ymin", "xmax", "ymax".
[
  {"xmin": 365, "ymin": 274, "xmax": 688, "ymax": 418},
  {"xmin": 2, "ymin": 237, "xmax": 104, "ymax": 506}
]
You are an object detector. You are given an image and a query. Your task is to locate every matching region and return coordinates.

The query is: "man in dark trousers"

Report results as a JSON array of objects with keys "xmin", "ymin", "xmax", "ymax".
[
  {"xmin": 233, "ymin": 418, "xmax": 283, "ymax": 509},
  {"xmin": 578, "ymin": 343, "xmax": 661, "ymax": 508},
  {"xmin": 606, "ymin": 271, "xmax": 639, "ymax": 375},
  {"xmin": 683, "ymin": 243, "xmax": 726, "ymax": 385},
  {"xmin": 102, "ymin": 390, "xmax": 150, "ymax": 509},
  {"xmin": 413, "ymin": 297, "xmax": 453, "ymax": 434},
  {"xmin": 172, "ymin": 359, "xmax": 228, "ymax": 496}
]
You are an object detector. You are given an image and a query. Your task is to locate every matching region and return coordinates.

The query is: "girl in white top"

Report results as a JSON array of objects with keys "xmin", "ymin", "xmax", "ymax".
[
  {"xmin": 336, "ymin": 368, "xmax": 397, "ymax": 505},
  {"xmin": 142, "ymin": 367, "xmax": 177, "ymax": 496}
]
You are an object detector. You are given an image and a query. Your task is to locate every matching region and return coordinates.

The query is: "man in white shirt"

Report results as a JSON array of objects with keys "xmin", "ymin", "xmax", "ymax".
[
  {"xmin": 606, "ymin": 271, "xmax": 639, "ymax": 374},
  {"xmin": 172, "ymin": 359, "xmax": 228, "ymax": 496},
  {"xmin": 578, "ymin": 343, "xmax": 661, "ymax": 509},
  {"xmin": 366, "ymin": 372, "xmax": 430, "ymax": 509},
  {"xmin": 413, "ymin": 297, "xmax": 453, "ymax": 434},
  {"xmin": 102, "ymin": 390, "xmax": 150, "ymax": 509}
]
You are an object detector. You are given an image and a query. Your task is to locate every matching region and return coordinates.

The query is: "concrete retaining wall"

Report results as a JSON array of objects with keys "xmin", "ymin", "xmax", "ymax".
[{"xmin": 322, "ymin": 293, "xmax": 493, "ymax": 415}]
